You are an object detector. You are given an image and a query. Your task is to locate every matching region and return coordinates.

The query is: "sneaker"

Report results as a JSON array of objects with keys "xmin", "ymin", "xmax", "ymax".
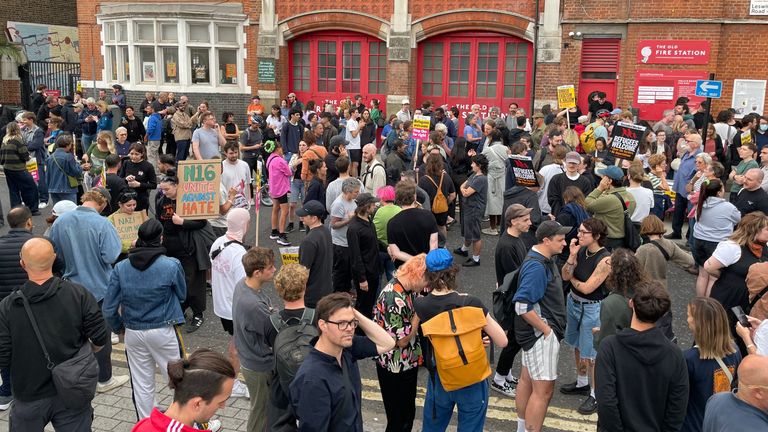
[
  {"xmin": 186, "ymin": 315, "xmax": 205, "ymax": 333},
  {"xmin": 0, "ymin": 395, "xmax": 12, "ymax": 410},
  {"xmin": 663, "ymin": 233, "xmax": 682, "ymax": 240},
  {"xmin": 230, "ymin": 379, "xmax": 250, "ymax": 399},
  {"xmin": 490, "ymin": 380, "xmax": 516, "ymax": 397},
  {"xmin": 269, "ymin": 230, "xmax": 279, "ymax": 240},
  {"xmin": 577, "ymin": 395, "xmax": 598, "ymax": 415},
  {"xmin": 286, "ymin": 222, "xmax": 295, "ymax": 233},
  {"xmin": 38, "ymin": 202, "xmax": 49, "ymax": 209},
  {"xmin": 462, "ymin": 258, "xmax": 480, "ymax": 267},
  {"xmin": 506, "ymin": 375, "xmax": 519, "ymax": 386},
  {"xmin": 111, "ymin": 332, "xmax": 120, "ymax": 345},
  {"xmin": 196, "ymin": 419, "xmax": 222, "ymax": 431},
  {"xmin": 97, "ymin": 375, "xmax": 130, "ymax": 393},
  {"xmin": 453, "ymin": 247, "xmax": 468, "ymax": 257},
  {"xmin": 481, "ymin": 227, "xmax": 498, "ymax": 236},
  {"xmin": 277, "ymin": 234, "xmax": 291, "ymax": 246},
  {"xmin": 560, "ymin": 381, "xmax": 590, "ymax": 396}
]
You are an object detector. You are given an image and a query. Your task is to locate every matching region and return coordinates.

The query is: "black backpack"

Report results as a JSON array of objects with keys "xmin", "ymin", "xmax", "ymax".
[
  {"xmin": 492, "ymin": 254, "xmax": 546, "ymax": 331},
  {"xmin": 270, "ymin": 308, "xmax": 318, "ymax": 392},
  {"xmin": 612, "ymin": 192, "xmax": 641, "ymax": 252}
]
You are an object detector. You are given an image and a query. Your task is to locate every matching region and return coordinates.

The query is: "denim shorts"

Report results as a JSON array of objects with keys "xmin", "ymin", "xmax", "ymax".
[
  {"xmin": 289, "ymin": 178, "xmax": 304, "ymax": 203},
  {"xmin": 564, "ymin": 294, "xmax": 601, "ymax": 360}
]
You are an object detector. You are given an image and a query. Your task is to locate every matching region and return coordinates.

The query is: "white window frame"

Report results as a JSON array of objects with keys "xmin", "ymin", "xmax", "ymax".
[{"xmin": 99, "ymin": 17, "xmax": 246, "ymax": 93}]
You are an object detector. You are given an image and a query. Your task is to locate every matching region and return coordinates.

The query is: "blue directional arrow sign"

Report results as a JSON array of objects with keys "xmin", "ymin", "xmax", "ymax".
[{"xmin": 695, "ymin": 80, "xmax": 723, "ymax": 99}]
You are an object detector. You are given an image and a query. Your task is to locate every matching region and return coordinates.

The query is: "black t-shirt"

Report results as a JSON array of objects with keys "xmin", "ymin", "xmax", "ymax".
[
  {"xmin": 494, "ymin": 232, "xmax": 529, "ymax": 286},
  {"xmin": 298, "ymin": 226, "xmax": 333, "ymax": 308},
  {"xmin": 386, "ymin": 208, "xmax": 439, "ymax": 267},
  {"xmin": 734, "ymin": 188, "xmax": 768, "ymax": 217},
  {"xmin": 414, "ymin": 292, "xmax": 488, "ymax": 323},
  {"xmin": 418, "ymin": 172, "xmax": 455, "ymax": 213},
  {"xmin": 588, "ymin": 100, "xmax": 613, "ymax": 117}
]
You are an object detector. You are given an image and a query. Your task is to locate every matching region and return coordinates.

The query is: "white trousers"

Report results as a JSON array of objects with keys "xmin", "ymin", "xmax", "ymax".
[{"xmin": 125, "ymin": 326, "xmax": 184, "ymax": 420}]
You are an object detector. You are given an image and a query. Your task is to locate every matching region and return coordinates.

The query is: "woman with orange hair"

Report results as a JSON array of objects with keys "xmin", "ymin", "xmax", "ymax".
[{"xmin": 373, "ymin": 254, "xmax": 428, "ymax": 432}]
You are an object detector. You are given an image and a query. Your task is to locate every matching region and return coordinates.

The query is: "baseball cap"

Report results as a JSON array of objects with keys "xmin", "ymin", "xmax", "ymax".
[
  {"xmin": 51, "ymin": 200, "xmax": 77, "ymax": 217},
  {"xmin": 329, "ymin": 135, "xmax": 348, "ymax": 149},
  {"xmin": 505, "ymin": 203, "xmax": 533, "ymax": 220},
  {"xmin": 355, "ymin": 193, "xmax": 380, "ymax": 208},
  {"xmin": 252, "ymin": 95, "xmax": 260, "ymax": 100},
  {"xmin": 610, "ymin": 108, "xmax": 622, "ymax": 115},
  {"xmin": 295, "ymin": 200, "xmax": 326, "ymax": 217},
  {"xmin": 577, "ymin": 115, "xmax": 588, "ymax": 124},
  {"xmin": 426, "ymin": 248, "xmax": 453, "ymax": 272},
  {"xmin": 402, "ymin": 98, "xmax": 410, "ymax": 105},
  {"xmin": 565, "ymin": 151, "xmax": 581, "ymax": 165},
  {"xmin": 535, "ymin": 220, "xmax": 572, "ymax": 243},
  {"xmin": 251, "ymin": 115, "xmax": 264, "ymax": 125},
  {"xmin": 92, "ymin": 187, "xmax": 112, "ymax": 202},
  {"xmin": 596, "ymin": 165, "xmax": 625, "ymax": 181}
]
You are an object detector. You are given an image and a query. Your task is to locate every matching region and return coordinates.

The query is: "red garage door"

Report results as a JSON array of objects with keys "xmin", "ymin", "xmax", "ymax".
[
  {"xmin": 289, "ymin": 32, "xmax": 386, "ymax": 110},
  {"xmin": 417, "ymin": 32, "xmax": 533, "ymax": 118},
  {"xmin": 577, "ymin": 39, "xmax": 621, "ymax": 114}
]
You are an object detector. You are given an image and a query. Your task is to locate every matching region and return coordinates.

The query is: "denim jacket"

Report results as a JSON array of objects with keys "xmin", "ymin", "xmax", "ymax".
[
  {"xmin": 46, "ymin": 149, "xmax": 83, "ymax": 193},
  {"xmin": 103, "ymin": 248, "xmax": 187, "ymax": 331}
]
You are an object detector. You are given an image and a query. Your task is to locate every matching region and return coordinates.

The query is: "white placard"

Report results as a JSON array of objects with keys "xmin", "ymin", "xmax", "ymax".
[
  {"xmin": 732, "ymin": 79, "xmax": 766, "ymax": 118},
  {"xmin": 750, "ymin": 0, "xmax": 768, "ymax": 15}
]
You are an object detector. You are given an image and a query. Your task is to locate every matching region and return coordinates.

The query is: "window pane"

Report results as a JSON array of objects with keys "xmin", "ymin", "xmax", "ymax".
[
  {"xmin": 189, "ymin": 24, "xmax": 210, "ymax": 43},
  {"xmin": 117, "ymin": 21, "xmax": 128, "ymax": 42},
  {"xmin": 105, "ymin": 23, "xmax": 116, "ymax": 42},
  {"xmin": 162, "ymin": 47, "xmax": 178, "ymax": 83},
  {"xmin": 120, "ymin": 46, "xmax": 130, "ymax": 81},
  {"xmin": 160, "ymin": 23, "xmax": 177, "ymax": 42},
  {"xmin": 136, "ymin": 22, "xmax": 154, "ymax": 42},
  {"xmin": 218, "ymin": 26, "xmax": 237, "ymax": 43},
  {"xmin": 218, "ymin": 49, "xmax": 237, "ymax": 84},
  {"xmin": 191, "ymin": 48, "xmax": 210, "ymax": 83},
  {"xmin": 107, "ymin": 47, "xmax": 117, "ymax": 81},
  {"xmin": 139, "ymin": 47, "xmax": 156, "ymax": 82}
]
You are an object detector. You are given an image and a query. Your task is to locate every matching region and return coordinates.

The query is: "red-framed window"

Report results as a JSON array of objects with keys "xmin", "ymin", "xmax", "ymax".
[
  {"xmin": 291, "ymin": 41, "xmax": 310, "ymax": 92},
  {"xmin": 289, "ymin": 32, "xmax": 386, "ymax": 107},
  {"xmin": 418, "ymin": 33, "xmax": 533, "ymax": 115}
]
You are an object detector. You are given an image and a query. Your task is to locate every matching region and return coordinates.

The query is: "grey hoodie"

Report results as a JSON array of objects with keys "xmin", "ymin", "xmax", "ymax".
[{"xmin": 694, "ymin": 197, "xmax": 741, "ymax": 242}]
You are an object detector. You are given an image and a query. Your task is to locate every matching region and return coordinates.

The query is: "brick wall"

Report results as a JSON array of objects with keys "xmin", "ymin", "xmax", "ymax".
[
  {"xmin": 123, "ymin": 90, "xmax": 252, "ymax": 128},
  {"xmin": 276, "ymin": 1, "xmax": 393, "ymax": 22},
  {"xmin": 411, "ymin": 0, "xmax": 534, "ymax": 20}
]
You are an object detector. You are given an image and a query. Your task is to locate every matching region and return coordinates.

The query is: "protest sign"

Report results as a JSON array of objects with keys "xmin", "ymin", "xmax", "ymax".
[
  {"xmin": 280, "ymin": 246, "xmax": 300, "ymax": 265},
  {"xmin": 609, "ymin": 122, "xmax": 647, "ymax": 161},
  {"xmin": 509, "ymin": 155, "xmax": 539, "ymax": 187},
  {"xmin": 113, "ymin": 210, "xmax": 148, "ymax": 244},
  {"xmin": 177, "ymin": 159, "xmax": 222, "ymax": 220},
  {"xmin": 557, "ymin": 85, "xmax": 576, "ymax": 109},
  {"xmin": 412, "ymin": 114, "xmax": 431, "ymax": 141}
]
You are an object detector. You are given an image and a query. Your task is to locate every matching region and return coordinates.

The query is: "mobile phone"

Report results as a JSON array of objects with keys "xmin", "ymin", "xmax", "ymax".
[{"xmin": 731, "ymin": 306, "xmax": 752, "ymax": 328}]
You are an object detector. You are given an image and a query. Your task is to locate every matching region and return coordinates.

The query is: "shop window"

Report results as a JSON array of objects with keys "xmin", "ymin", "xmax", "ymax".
[
  {"xmin": 318, "ymin": 41, "xmax": 337, "ymax": 93},
  {"xmin": 139, "ymin": 47, "xmax": 156, "ymax": 82},
  {"xmin": 422, "ymin": 42, "xmax": 443, "ymax": 96},
  {"xmin": 504, "ymin": 42, "xmax": 528, "ymax": 99},
  {"xmin": 107, "ymin": 46, "xmax": 118, "ymax": 81},
  {"xmin": 217, "ymin": 26, "xmax": 237, "ymax": 44},
  {"xmin": 160, "ymin": 23, "xmax": 177, "ymax": 43},
  {"xmin": 105, "ymin": 23, "xmax": 116, "ymax": 43},
  {"xmin": 188, "ymin": 23, "xmax": 210, "ymax": 43},
  {"xmin": 191, "ymin": 48, "xmax": 210, "ymax": 84},
  {"xmin": 342, "ymin": 42, "xmax": 361, "ymax": 93},
  {"xmin": 476, "ymin": 42, "xmax": 498, "ymax": 98},
  {"xmin": 449, "ymin": 42, "xmax": 470, "ymax": 97},
  {"xmin": 218, "ymin": 49, "xmax": 238, "ymax": 84},
  {"xmin": 368, "ymin": 42, "xmax": 387, "ymax": 94},
  {"xmin": 136, "ymin": 22, "xmax": 154, "ymax": 42},
  {"xmin": 292, "ymin": 41, "xmax": 310, "ymax": 91},
  {"xmin": 162, "ymin": 47, "xmax": 178, "ymax": 83},
  {"xmin": 117, "ymin": 22, "xmax": 128, "ymax": 42},
  {"xmin": 120, "ymin": 46, "xmax": 130, "ymax": 82}
]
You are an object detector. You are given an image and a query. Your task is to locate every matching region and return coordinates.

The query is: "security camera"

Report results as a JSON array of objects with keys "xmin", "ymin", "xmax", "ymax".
[{"xmin": 568, "ymin": 31, "xmax": 575, "ymax": 37}]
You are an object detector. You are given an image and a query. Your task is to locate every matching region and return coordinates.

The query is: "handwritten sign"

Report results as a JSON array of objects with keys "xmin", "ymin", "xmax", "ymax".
[
  {"xmin": 609, "ymin": 122, "xmax": 647, "ymax": 161},
  {"xmin": 412, "ymin": 114, "xmax": 431, "ymax": 141},
  {"xmin": 280, "ymin": 246, "xmax": 300, "ymax": 265},
  {"xmin": 177, "ymin": 159, "xmax": 222, "ymax": 220},
  {"xmin": 113, "ymin": 211, "xmax": 148, "ymax": 243},
  {"xmin": 557, "ymin": 85, "xmax": 576, "ymax": 109},
  {"xmin": 509, "ymin": 156, "xmax": 538, "ymax": 187}
]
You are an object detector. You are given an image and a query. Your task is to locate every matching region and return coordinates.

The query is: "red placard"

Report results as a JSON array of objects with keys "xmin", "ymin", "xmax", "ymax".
[
  {"xmin": 634, "ymin": 69, "xmax": 709, "ymax": 121},
  {"xmin": 637, "ymin": 40, "xmax": 711, "ymax": 65}
]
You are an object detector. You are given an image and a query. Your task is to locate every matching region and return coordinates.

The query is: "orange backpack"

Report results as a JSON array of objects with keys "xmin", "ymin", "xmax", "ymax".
[{"xmin": 420, "ymin": 306, "xmax": 491, "ymax": 391}]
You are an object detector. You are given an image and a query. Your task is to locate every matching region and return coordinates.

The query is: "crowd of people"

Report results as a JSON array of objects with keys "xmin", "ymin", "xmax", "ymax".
[{"xmin": 0, "ymin": 85, "xmax": 767, "ymax": 432}]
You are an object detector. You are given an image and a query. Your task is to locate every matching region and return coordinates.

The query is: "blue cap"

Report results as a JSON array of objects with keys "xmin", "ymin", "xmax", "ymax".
[
  {"xmin": 426, "ymin": 248, "xmax": 453, "ymax": 272},
  {"xmin": 596, "ymin": 165, "xmax": 625, "ymax": 181}
]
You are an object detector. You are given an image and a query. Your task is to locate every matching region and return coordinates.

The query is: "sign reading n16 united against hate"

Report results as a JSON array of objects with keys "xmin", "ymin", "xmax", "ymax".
[
  {"xmin": 609, "ymin": 122, "xmax": 647, "ymax": 161},
  {"xmin": 177, "ymin": 159, "xmax": 222, "ymax": 220}
]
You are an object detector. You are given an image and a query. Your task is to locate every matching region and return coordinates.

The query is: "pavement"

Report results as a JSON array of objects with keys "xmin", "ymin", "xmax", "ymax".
[{"xmin": 0, "ymin": 179, "xmax": 698, "ymax": 431}]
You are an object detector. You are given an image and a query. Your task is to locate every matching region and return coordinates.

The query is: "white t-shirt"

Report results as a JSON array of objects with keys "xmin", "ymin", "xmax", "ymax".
[
  {"xmin": 626, "ymin": 186, "xmax": 654, "ymax": 222},
  {"xmin": 755, "ymin": 320, "xmax": 768, "ymax": 355},
  {"xmin": 346, "ymin": 118, "xmax": 360, "ymax": 150},
  {"xmin": 209, "ymin": 184, "xmax": 228, "ymax": 228},
  {"xmin": 711, "ymin": 240, "xmax": 742, "ymax": 267},
  {"xmin": 538, "ymin": 163, "xmax": 565, "ymax": 214},
  {"xmin": 221, "ymin": 159, "xmax": 252, "ymax": 209},
  {"xmin": 209, "ymin": 235, "xmax": 247, "ymax": 320}
]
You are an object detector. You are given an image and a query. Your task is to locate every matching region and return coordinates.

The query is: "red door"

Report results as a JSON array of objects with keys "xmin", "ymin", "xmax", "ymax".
[
  {"xmin": 289, "ymin": 32, "xmax": 386, "ymax": 111},
  {"xmin": 417, "ymin": 33, "xmax": 533, "ymax": 119},
  {"xmin": 577, "ymin": 39, "xmax": 621, "ymax": 114}
]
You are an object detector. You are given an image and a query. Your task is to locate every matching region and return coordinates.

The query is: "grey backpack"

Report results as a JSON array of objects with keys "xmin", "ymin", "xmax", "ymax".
[{"xmin": 270, "ymin": 308, "xmax": 318, "ymax": 391}]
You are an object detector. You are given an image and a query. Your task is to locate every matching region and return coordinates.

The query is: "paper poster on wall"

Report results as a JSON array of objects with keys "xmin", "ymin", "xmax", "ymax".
[
  {"xmin": 142, "ymin": 62, "xmax": 155, "ymax": 81},
  {"xmin": 732, "ymin": 79, "xmax": 766, "ymax": 118},
  {"xmin": 634, "ymin": 70, "xmax": 709, "ymax": 120},
  {"xmin": 226, "ymin": 64, "xmax": 237, "ymax": 78}
]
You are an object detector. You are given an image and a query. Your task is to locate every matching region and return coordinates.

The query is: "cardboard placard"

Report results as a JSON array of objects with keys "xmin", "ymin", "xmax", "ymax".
[
  {"xmin": 176, "ymin": 159, "xmax": 222, "ymax": 220},
  {"xmin": 609, "ymin": 122, "xmax": 647, "ymax": 161},
  {"xmin": 509, "ymin": 156, "xmax": 538, "ymax": 187},
  {"xmin": 113, "ymin": 211, "xmax": 148, "ymax": 244},
  {"xmin": 412, "ymin": 115, "xmax": 431, "ymax": 141},
  {"xmin": 557, "ymin": 85, "xmax": 576, "ymax": 109},
  {"xmin": 280, "ymin": 246, "xmax": 300, "ymax": 265}
]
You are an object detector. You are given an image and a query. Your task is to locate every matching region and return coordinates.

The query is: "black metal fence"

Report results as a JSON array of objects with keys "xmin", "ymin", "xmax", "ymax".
[{"xmin": 18, "ymin": 61, "xmax": 80, "ymax": 110}]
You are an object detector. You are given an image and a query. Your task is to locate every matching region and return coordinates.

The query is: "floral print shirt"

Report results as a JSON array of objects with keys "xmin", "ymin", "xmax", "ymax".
[{"xmin": 374, "ymin": 279, "xmax": 422, "ymax": 372}]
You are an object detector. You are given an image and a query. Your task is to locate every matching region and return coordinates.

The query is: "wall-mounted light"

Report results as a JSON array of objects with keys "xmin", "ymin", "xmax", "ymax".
[{"xmin": 568, "ymin": 31, "xmax": 583, "ymax": 40}]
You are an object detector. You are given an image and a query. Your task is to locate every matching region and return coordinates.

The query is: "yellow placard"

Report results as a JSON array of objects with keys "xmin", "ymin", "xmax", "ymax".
[
  {"xmin": 176, "ymin": 159, "xmax": 222, "ymax": 220},
  {"xmin": 280, "ymin": 246, "xmax": 300, "ymax": 265},
  {"xmin": 113, "ymin": 211, "xmax": 148, "ymax": 243},
  {"xmin": 557, "ymin": 85, "xmax": 576, "ymax": 109}
]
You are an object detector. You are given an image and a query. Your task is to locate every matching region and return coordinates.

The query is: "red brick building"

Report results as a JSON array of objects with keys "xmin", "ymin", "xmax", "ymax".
[{"xmin": 73, "ymin": 0, "xmax": 768, "ymax": 120}]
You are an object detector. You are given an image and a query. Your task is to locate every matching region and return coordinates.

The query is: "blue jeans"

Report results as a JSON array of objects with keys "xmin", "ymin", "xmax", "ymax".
[
  {"xmin": 50, "ymin": 192, "xmax": 77, "ymax": 206},
  {"xmin": 423, "ymin": 373, "xmax": 489, "ymax": 432},
  {"xmin": 289, "ymin": 178, "xmax": 304, "ymax": 204},
  {"xmin": 0, "ymin": 367, "xmax": 10, "ymax": 397},
  {"xmin": 564, "ymin": 295, "xmax": 601, "ymax": 360},
  {"xmin": 5, "ymin": 169, "xmax": 39, "ymax": 210},
  {"xmin": 81, "ymin": 134, "xmax": 95, "ymax": 155},
  {"xmin": 175, "ymin": 139, "xmax": 190, "ymax": 161},
  {"xmin": 378, "ymin": 251, "xmax": 395, "ymax": 295},
  {"xmin": 36, "ymin": 159, "xmax": 48, "ymax": 203}
]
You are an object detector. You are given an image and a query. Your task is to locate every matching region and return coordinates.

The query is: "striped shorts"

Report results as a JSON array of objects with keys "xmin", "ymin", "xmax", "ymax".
[{"xmin": 522, "ymin": 331, "xmax": 560, "ymax": 381}]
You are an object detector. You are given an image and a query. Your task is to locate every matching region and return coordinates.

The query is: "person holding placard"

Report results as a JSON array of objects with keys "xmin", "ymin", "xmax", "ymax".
[
  {"xmin": 118, "ymin": 143, "xmax": 157, "ymax": 213},
  {"xmin": 108, "ymin": 190, "xmax": 149, "ymax": 256}
]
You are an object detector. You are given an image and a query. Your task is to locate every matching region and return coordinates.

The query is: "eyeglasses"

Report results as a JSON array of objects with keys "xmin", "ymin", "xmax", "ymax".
[{"xmin": 325, "ymin": 319, "xmax": 359, "ymax": 331}]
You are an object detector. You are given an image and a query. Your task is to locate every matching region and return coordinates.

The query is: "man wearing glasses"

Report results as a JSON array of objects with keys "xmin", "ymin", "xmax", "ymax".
[{"xmin": 290, "ymin": 292, "xmax": 395, "ymax": 432}]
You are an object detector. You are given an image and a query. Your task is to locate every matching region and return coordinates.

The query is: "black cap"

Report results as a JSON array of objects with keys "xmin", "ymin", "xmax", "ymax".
[
  {"xmin": 295, "ymin": 200, "xmax": 326, "ymax": 217},
  {"xmin": 355, "ymin": 193, "xmax": 380, "ymax": 208},
  {"xmin": 535, "ymin": 220, "xmax": 572, "ymax": 243}
]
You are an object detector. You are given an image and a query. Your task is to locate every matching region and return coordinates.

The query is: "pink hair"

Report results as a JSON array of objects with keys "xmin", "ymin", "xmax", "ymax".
[{"xmin": 377, "ymin": 185, "xmax": 396, "ymax": 202}]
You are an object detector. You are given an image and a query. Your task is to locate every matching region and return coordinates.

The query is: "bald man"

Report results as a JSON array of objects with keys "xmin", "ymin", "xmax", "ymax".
[
  {"xmin": 734, "ymin": 168, "xmax": 768, "ymax": 216},
  {"xmin": 360, "ymin": 143, "xmax": 386, "ymax": 195},
  {"xmin": 703, "ymin": 354, "xmax": 768, "ymax": 430},
  {"xmin": 0, "ymin": 238, "xmax": 108, "ymax": 431}
]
